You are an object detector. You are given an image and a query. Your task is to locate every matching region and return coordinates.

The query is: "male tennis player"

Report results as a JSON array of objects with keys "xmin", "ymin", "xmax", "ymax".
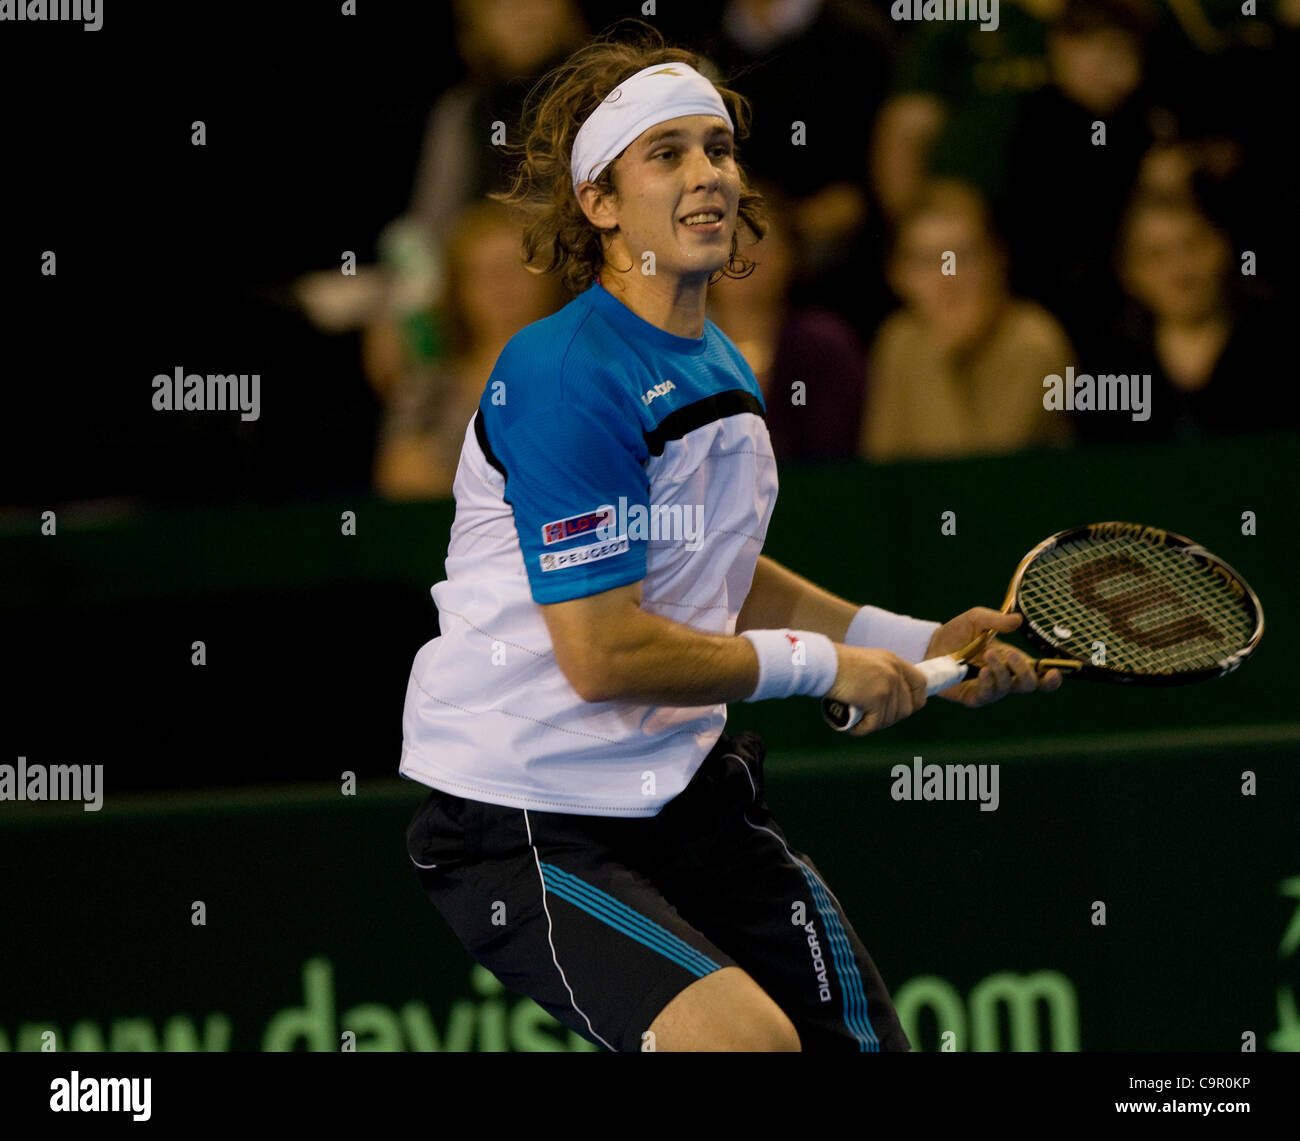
[{"xmin": 400, "ymin": 29, "xmax": 1061, "ymax": 1053}]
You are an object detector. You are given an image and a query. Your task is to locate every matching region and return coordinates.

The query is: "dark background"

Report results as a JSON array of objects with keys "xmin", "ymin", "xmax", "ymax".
[
  {"xmin": 1, "ymin": 1, "xmax": 1296, "ymax": 1063},
  {"xmin": 1, "ymin": 2, "xmax": 1294, "ymax": 788},
  {"xmin": 2, "ymin": 2, "xmax": 739, "ymax": 506}
]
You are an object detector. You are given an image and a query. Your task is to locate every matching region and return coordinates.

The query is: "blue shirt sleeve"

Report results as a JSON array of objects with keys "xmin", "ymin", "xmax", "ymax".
[{"xmin": 492, "ymin": 399, "xmax": 651, "ymax": 604}]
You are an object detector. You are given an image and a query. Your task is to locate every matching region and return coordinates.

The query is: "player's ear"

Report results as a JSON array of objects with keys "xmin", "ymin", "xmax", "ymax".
[{"xmin": 576, "ymin": 179, "xmax": 618, "ymax": 233}]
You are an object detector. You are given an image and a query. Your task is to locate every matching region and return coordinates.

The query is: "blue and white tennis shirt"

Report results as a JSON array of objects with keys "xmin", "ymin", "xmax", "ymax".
[{"xmin": 398, "ymin": 281, "xmax": 776, "ymax": 816}]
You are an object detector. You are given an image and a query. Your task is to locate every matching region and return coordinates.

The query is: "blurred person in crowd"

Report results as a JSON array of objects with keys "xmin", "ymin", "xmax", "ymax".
[
  {"xmin": 408, "ymin": 0, "xmax": 588, "ymax": 246},
  {"xmin": 1135, "ymin": 0, "xmax": 1300, "ymax": 308},
  {"xmin": 859, "ymin": 180, "xmax": 1074, "ymax": 462},
  {"xmin": 1000, "ymin": 0, "xmax": 1159, "ymax": 361},
  {"xmin": 1072, "ymin": 189, "xmax": 1296, "ymax": 443},
  {"xmin": 696, "ymin": 0, "xmax": 897, "ymax": 341},
  {"xmin": 366, "ymin": 200, "xmax": 566, "ymax": 499},
  {"xmin": 706, "ymin": 182, "xmax": 866, "ymax": 461},
  {"xmin": 1144, "ymin": 0, "xmax": 1292, "ymax": 142},
  {"xmin": 871, "ymin": 0, "xmax": 1065, "ymax": 222},
  {"xmin": 372, "ymin": 1, "xmax": 586, "ymax": 417}
]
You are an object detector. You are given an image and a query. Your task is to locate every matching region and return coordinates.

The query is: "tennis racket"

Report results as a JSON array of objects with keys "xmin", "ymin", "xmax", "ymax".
[{"xmin": 823, "ymin": 521, "xmax": 1265, "ymax": 732}]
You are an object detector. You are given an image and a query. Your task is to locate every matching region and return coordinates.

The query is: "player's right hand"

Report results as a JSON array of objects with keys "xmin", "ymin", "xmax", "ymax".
[{"xmin": 824, "ymin": 646, "xmax": 928, "ymax": 736}]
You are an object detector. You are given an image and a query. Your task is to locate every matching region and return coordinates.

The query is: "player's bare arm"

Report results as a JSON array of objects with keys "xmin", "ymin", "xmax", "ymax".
[
  {"xmin": 540, "ymin": 579, "xmax": 758, "ymax": 704},
  {"xmin": 738, "ymin": 553, "xmax": 1063, "ymax": 709},
  {"xmin": 539, "ymin": 580, "xmax": 926, "ymax": 733},
  {"xmin": 735, "ymin": 554, "xmax": 860, "ymax": 639}
]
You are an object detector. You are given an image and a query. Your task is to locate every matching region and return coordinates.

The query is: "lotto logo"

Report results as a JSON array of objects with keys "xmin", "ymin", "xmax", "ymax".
[{"xmin": 541, "ymin": 507, "xmax": 615, "ymax": 546}]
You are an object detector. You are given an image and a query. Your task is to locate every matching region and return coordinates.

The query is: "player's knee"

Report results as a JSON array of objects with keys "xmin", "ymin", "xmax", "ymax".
[
  {"xmin": 647, "ymin": 968, "xmax": 802, "ymax": 1051},
  {"xmin": 711, "ymin": 1000, "xmax": 800, "ymax": 1051},
  {"xmin": 758, "ymin": 1006, "xmax": 801, "ymax": 1052}
]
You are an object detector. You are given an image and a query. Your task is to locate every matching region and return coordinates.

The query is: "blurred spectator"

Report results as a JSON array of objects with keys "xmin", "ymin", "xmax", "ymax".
[
  {"xmin": 859, "ymin": 180, "xmax": 1074, "ymax": 462},
  {"xmin": 872, "ymin": 0, "xmax": 1064, "ymax": 221},
  {"xmin": 407, "ymin": 0, "xmax": 588, "ymax": 247},
  {"xmin": 1000, "ymin": 0, "xmax": 1160, "ymax": 360},
  {"xmin": 366, "ymin": 201, "xmax": 566, "ymax": 500},
  {"xmin": 1145, "ymin": 0, "xmax": 1290, "ymax": 141},
  {"xmin": 707, "ymin": 183, "xmax": 867, "ymax": 461},
  {"xmin": 1133, "ymin": 0, "xmax": 1300, "ymax": 307},
  {"xmin": 696, "ymin": 0, "xmax": 898, "ymax": 341},
  {"xmin": 365, "ymin": 0, "xmax": 587, "ymax": 480},
  {"xmin": 1072, "ymin": 190, "xmax": 1297, "ymax": 442}
]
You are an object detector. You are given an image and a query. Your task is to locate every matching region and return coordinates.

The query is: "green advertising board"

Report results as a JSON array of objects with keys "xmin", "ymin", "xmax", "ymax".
[{"xmin": 2, "ymin": 725, "xmax": 1295, "ymax": 1052}]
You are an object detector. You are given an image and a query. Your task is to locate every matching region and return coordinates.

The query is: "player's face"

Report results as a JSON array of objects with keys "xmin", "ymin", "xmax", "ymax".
[{"xmin": 607, "ymin": 114, "xmax": 741, "ymax": 282}]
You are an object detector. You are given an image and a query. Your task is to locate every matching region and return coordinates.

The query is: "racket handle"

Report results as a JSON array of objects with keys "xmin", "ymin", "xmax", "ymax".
[
  {"xmin": 822, "ymin": 655, "xmax": 975, "ymax": 732},
  {"xmin": 917, "ymin": 655, "xmax": 974, "ymax": 693}
]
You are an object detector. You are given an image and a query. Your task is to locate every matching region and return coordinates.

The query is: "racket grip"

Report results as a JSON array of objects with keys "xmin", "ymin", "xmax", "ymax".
[
  {"xmin": 917, "ymin": 655, "xmax": 972, "ymax": 693},
  {"xmin": 821, "ymin": 655, "xmax": 975, "ymax": 732}
]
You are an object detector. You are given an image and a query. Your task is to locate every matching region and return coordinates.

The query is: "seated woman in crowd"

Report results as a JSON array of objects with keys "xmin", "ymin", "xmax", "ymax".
[
  {"xmin": 860, "ymin": 179, "xmax": 1075, "ymax": 462},
  {"xmin": 1072, "ymin": 188, "xmax": 1296, "ymax": 442},
  {"xmin": 366, "ymin": 199, "xmax": 566, "ymax": 499}
]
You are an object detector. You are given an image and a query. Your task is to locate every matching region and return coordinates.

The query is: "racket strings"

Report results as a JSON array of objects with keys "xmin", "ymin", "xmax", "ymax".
[{"xmin": 1018, "ymin": 537, "xmax": 1255, "ymax": 674}]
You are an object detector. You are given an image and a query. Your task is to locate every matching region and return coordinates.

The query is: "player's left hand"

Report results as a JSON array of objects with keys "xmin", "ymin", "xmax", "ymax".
[{"xmin": 925, "ymin": 608, "xmax": 1064, "ymax": 708}]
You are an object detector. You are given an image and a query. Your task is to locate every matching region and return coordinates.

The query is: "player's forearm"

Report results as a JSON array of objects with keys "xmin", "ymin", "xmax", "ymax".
[
  {"xmin": 580, "ymin": 606, "xmax": 763, "ymax": 705},
  {"xmin": 736, "ymin": 555, "xmax": 858, "ymax": 642}
]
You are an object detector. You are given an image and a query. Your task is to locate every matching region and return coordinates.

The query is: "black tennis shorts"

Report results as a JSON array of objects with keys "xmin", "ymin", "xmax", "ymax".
[{"xmin": 405, "ymin": 729, "xmax": 911, "ymax": 1052}]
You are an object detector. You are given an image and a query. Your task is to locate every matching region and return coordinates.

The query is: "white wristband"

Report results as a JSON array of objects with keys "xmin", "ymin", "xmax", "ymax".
[
  {"xmin": 845, "ymin": 605, "xmax": 940, "ymax": 664},
  {"xmin": 740, "ymin": 629, "xmax": 838, "ymax": 702}
]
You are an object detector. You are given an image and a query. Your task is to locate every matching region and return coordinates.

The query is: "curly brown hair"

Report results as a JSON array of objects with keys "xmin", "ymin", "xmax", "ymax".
[{"xmin": 491, "ymin": 20, "xmax": 767, "ymax": 296}]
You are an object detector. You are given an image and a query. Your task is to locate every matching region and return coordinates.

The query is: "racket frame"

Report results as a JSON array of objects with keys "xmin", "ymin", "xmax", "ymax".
[
  {"xmin": 821, "ymin": 521, "xmax": 1264, "ymax": 731},
  {"xmin": 1008, "ymin": 522, "xmax": 1264, "ymax": 686}
]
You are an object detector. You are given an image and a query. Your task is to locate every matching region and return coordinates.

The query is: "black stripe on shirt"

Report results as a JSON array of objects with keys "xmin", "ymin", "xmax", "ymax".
[
  {"xmin": 643, "ymin": 390, "xmax": 766, "ymax": 457},
  {"xmin": 475, "ymin": 408, "xmax": 507, "ymax": 481}
]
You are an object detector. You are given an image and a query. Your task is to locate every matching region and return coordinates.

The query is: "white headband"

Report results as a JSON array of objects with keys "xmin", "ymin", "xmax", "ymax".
[{"xmin": 570, "ymin": 62, "xmax": 734, "ymax": 192}]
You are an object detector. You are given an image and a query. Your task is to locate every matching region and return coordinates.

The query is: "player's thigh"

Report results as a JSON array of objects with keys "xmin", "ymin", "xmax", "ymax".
[
  {"xmin": 646, "ymin": 965, "xmax": 800, "ymax": 1052},
  {"xmin": 407, "ymin": 789, "xmax": 744, "ymax": 1052},
  {"xmin": 659, "ymin": 738, "xmax": 912, "ymax": 1052}
]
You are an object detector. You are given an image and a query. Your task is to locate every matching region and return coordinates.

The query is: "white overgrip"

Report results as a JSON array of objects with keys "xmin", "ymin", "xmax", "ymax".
[{"xmin": 823, "ymin": 654, "xmax": 970, "ymax": 731}]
